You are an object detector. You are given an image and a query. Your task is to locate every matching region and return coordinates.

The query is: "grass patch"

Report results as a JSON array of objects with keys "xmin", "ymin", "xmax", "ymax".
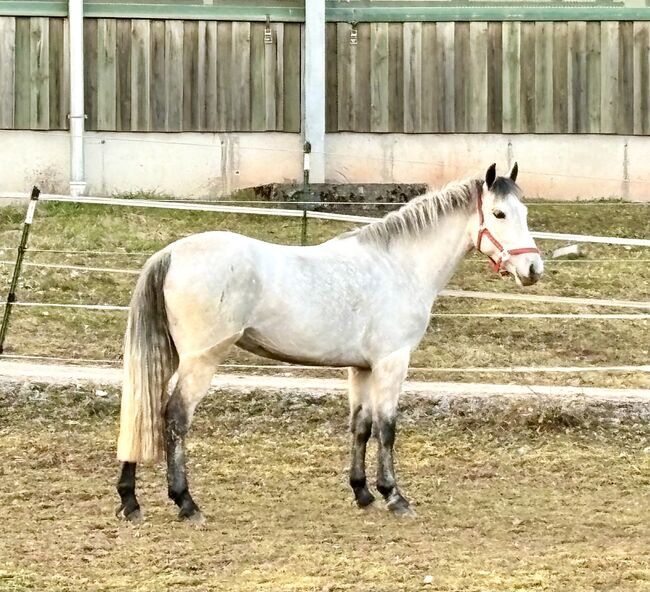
[
  {"xmin": 1, "ymin": 385, "xmax": 650, "ymax": 592},
  {"xmin": 0, "ymin": 199, "xmax": 648, "ymax": 388}
]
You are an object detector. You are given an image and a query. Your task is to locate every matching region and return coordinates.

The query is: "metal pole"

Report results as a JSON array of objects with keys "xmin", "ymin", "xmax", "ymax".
[
  {"xmin": 300, "ymin": 141, "xmax": 311, "ymax": 245},
  {"xmin": 303, "ymin": 0, "xmax": 325, "ymax": 183},
  {"xmin": 0, "ymin": 187, "xmax": 40, "ymax": 354},
  {"xmin": 69, "ymin": 0, "xmax": 86, "ymax": 196}
]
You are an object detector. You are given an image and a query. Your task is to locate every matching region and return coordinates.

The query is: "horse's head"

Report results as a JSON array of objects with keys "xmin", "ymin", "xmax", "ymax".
[{"xmin": 469, "ymin": 163, "xmax": 543, "ymax": 286}]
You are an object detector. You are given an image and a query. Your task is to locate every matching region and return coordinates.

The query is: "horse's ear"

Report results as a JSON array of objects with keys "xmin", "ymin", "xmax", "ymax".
[
  {"xmin": 509, "ymin": 161, "xmax": 518, "ymax": 182},
  {"xmin": 485, "ymin": 163, "xmax": 497, "ymax": 190}
]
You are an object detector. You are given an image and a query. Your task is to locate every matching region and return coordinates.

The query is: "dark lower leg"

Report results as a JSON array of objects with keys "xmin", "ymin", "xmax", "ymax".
[
  {"xmin": 376, "ymin": 415, "xmax": 411, "ymax": 513},
  {"xmin": 116, "ymin": 461, "xmax": 141, "ymax": 519},
  {"xmin": 349, "ymin": 405, "xmax": 375, "ymax": 507},
  {"xmin": 166, "ymin": 393, "xmax": 201, "ymax": 519}
]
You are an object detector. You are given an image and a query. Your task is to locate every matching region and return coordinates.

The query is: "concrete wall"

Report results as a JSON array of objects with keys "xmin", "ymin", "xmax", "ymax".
[{"xmin": 0, "ymin": 130, "xmax": 648, "ymax": 201}]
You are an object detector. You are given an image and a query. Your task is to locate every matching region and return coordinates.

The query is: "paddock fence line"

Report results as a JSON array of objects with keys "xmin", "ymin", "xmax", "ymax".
[{"xmin": 1, "ymin": 189, "xmax": 649, "ymax": 373}]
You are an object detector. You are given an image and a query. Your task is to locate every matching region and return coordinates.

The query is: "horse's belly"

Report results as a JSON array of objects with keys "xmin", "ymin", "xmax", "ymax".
[{"xmin": 236, "ymin": 328, "xmax": 369, "ymax": 368}]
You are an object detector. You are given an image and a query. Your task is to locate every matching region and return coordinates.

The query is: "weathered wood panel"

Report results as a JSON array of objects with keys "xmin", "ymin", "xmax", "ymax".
[
  {"xmin": 633, "ymin": 22, "xmax": 650, "ymax": 135},
  {"xmin": 2, "ymin": 16, "xmax": 650, "ymax": 135},
  {"xmin": 534, "ymin": 22, "xmax": 553, "ymax": 133},
  {"xmin": 502, "ymin": 21, "xmax": 520, "ymax": 133},
  {"xmin": 567, "ymin": 21, "xmax": 587, "ymax": 133},
  {"xmin": 403, "ymin": 22, "xmax": 422, "ymax": 133},
  {"xmin": 48, "ymin": 17, "xmax": 66, "ymax": 129},
  {"xmin": 370, "ymin": 22, "xmax": 389, "ymax": 132},
  {"xmin": 469, "ymin": 22, "xmax": 488, "ymax": 132},
  {"xmin": 0, "ymin": 17, "xmax": 16, "ymax": 128},
  {"xmin": 97, "ymin": 18, "xmax": 117, "ymax": 130}
]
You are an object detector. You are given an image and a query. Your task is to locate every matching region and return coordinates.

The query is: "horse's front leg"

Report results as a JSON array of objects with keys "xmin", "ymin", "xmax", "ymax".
[
  {"xmin": 348, "ymin": 367, "xmax": 375, "ymax": 508},
  {"xmin": 370, "ymin": 348, "xmax": 414, "ymax": 517}
]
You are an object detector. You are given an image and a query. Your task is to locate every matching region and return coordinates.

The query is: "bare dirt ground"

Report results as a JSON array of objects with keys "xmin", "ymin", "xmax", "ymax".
[{"xmin": 1, "ymin": 370, "xmax": 650, "ymax": 591}]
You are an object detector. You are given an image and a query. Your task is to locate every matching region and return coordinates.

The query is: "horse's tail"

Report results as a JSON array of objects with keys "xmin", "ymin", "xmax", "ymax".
[{"xmin": 117, "ymin": 250, "xmax": 177, "ymax": 463}]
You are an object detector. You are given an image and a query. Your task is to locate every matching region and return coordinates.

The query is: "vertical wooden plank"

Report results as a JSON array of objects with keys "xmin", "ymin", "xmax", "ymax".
[
  {"xmin": 337, "ymin": 22, "xmax": 354, "ymax": 130},
  {"xmin": 552, "ymin": 22, "xmax": 568, "ymax": 133},
  {"xmin": 30, "ymin": 17, "xmax": 49, "ymax": 129},
  {"xmin": 216, "ymin": 22, "xmax": 232, "ymax": 131},
  {"xmin": 83, "ymin": 18, "xmax": 97, "ymax": 131},
  {"xmin": 0, "ymin": 17, "xmax": 16, "ymax": 128},
  {"xmin": 115, "ymin": 20, "xmax": 131, "ymax": 131},
  {"xmin": 14, "ymin": 17, "xmax": 30, "ymax": 128},
  {"xmin": 567, "ymin": 21, "xmax": 587, "ymax": 133},
  {"xmin": 261, "ymin": 22, "xmax": 275, "ymax": 130},
  {"xmin": 204, "ymin": 21, "xmax": 217, "ymax": 131},
  {"xmin": 633, "ymin": 22, "xmax": 650, "ymax": 135},
  {"xmin": 354, "ymin": 23, "xmax": 371, "ymax": 132},
  {"xmin": 325, "ymin": 22, "xmax": 337, "ymax": 132},
  {"xmin": 502, "ymin": 21, "xmax": 520, "ymax": 133},
  {"xmin": 454, "ymin": 22, "xmax": 470, "ymax": 132},
  {"xmin": 165, "ymin": 20, "xmax": 183, "ymax": 131},
  {"xmin": 274, "ymin": 23, "xmax": 284, "ymax": 130},
  {"xmin": 387, "ymin": 22, "xmax": 404, "ymax": 132},
  {"xmin": 403, "ymin": 22, "xmax": 422, "ymax": 133},
  {"xmin": 97, "ymin": 18, "xmax": 117, "ymax": 131},
  {"xmin": 370, "ymin": 22, "xmax": 389, "ymax": 132},
  {"xmin": 48, "ymin": 18, "xmax": 66, "ymax": 129},
  {"xmin": 600, "ymin": 21, "xmax": 619, "ymax": 134},
  {"xmin": 586, "ymin": 22, "xmax": 600, "ymax": 133},
  {"xmin": 196, "ymin": 21, "xmax": 208, "ymax": 130},
  {"xmin": 437, "ymin": 22, "xmax": 455, "ymax": 132},
  {"xmin": 520, "ymin": 22, "xmax": 536, "ymax": 132},
  {"xmin": 250, "ymin": 22, "xmax": 265, "ymax": 131},
  {"xmin": 617, "ymin": 21, "xmax": 634, "ymax": 135},
  {"xmin": 420, "ymin": 22, "xmax": 437, "ymax": 132},
  {"xmin": 231, "ymin": 21, "xmax": 251, "ymax": 131},
  {"xmin": 182, "ymin": 21, "xmax": 198, "ymax": 131},
  {"xmin": 469, "ymin": 22, "xmax": 488, "ymax": 132},
  {"xmin": 534, "ymin": 22, "xmax": 553, "ymax": 133},
  {"xmin": 47, "ymin": 18, "xmax": 60, "ymax": 128},
  {"xmin": 62, "ymin": 14, "xmax": 69, "ymax": 128},
  {"xmin": 487, "ymin": 22, "xmax": 502, "ymax": 133},
  {"xmin": 283, "ymin": 22, "xmax": 300, "ymax": 133},
  {"xmin": 149, "ymin": 20, "xmax": 165, "ymax": 131},
  {"xmin": 131, "ymin": 19, "xmax": 150, "ymax": 131}
]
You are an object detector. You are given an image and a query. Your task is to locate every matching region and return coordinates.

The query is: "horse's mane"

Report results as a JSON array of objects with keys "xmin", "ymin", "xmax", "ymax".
[{"xmin": 349, "ymin": 177, "xmax": 482, "ymax": 248}]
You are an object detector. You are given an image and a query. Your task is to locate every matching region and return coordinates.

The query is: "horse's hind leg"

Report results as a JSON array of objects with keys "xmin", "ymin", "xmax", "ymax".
[
  {"xmin": 116, "ymin": 461, "xmax": 141, "ymax": 522},
  {"xmin": 166, "ymin": 333, "xmax": 241, "ymax": 522},
  {"xmin": 348, "ymin": 367, "xmax": 375, "ymax": 508}
]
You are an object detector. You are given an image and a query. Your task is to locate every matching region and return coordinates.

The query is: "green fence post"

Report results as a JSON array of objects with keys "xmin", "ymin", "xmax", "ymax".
[{"xmin": 0, "ymin": 186, "xmax": 40, "ymax": 355}]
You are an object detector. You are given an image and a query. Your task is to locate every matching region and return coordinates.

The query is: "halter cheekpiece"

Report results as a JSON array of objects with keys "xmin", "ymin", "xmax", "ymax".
[{"xmin": 475, "ymin": 189, "xmax": 540, "ymax": 275}]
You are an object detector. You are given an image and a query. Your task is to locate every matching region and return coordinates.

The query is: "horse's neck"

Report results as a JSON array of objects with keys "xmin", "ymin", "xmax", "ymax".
[{"xmin": 391, "ymin": 210, "xmax": 473, "ymax": 298}]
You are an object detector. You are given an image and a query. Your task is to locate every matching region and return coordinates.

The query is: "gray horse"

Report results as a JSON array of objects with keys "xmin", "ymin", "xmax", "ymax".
[{"xmin": 116, "ymin": 163, "xmax": 542, "ymax": 523}]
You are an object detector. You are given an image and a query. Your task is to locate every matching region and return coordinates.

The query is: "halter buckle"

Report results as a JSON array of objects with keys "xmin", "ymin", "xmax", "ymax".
[{"xmin": 499, "ymin": 250, "xmax": 511, "ymax": 264}]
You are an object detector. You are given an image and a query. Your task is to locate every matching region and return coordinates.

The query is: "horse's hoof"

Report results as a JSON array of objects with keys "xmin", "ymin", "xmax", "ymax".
[
  {"xmin": 179, "ymin": 509, "xmax": 205, "ymax": 525},
  {"xmin": 355, "ymin": 488, "xmax": 376, "ymax": 509},
  {"xmin": 116, "ymin": 504, "xmax": 143, "ymax": 524},
  {"xmin": 387, "ymin": 496, "xmax": 417, "ymax": 518}
]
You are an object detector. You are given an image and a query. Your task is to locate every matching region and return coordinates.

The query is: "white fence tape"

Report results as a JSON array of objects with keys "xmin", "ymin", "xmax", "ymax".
[
  {"xmin": 439, "ymin": 290, "xmax": 650, "ymax": 310},
  {"xmin": 30, "ymin": 193, "xmax": 650, "ymax": 248}
]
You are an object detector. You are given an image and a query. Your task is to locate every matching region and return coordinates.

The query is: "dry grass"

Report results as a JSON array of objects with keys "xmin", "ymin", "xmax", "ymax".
[
  {"xmin": 0, "ymin": 199, "xmax": 648, "ymax": 388},
  {"xmin": 1, "ymin": 384, "xmax": 650, "ymax": 592}
]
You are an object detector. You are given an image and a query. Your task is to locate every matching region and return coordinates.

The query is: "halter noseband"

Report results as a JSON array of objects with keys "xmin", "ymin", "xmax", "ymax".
[{"xmin": 475, "ymin": 190, "xmax": 540, "ymax": 275}]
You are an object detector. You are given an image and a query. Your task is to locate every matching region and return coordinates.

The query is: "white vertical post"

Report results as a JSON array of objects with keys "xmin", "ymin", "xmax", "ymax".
[
  {"xmin": 68, "ymin": 0, "xmax": 86, "ymax": 196},
  {"xmin": 303, "ymin": 0, "xmax": 325, "ymax": 183}
]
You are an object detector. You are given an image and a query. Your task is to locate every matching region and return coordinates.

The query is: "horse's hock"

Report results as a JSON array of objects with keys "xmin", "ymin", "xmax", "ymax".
[{"xmin": 252, "ymin": 183, "xmax": 429, "ymax": 213}]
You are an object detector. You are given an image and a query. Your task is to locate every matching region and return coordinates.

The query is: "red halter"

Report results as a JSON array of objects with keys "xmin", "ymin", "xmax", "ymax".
[{"xmin": 475, "ymin": 190, "xmax": 540, "ymax": 275}]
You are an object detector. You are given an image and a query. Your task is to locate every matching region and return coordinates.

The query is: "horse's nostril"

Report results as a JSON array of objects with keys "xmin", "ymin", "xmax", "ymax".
[{"xmin": 529, "ymin": 262, "xmax": 538, "ymax": 277}]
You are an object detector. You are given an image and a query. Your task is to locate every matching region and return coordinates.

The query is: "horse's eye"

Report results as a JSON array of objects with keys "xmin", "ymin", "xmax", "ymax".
[{"xmin": 493, "ymin": 210, "xmax": 506, "ymax": 219}]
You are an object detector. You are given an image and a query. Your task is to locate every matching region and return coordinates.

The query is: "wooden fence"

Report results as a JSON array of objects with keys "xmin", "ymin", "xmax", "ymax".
[
  {"xmin": 0, "ymin": 16, "xmax": 649, "ymax": 135},
  {"xmin": 0, "ymin": 17, "xmax": 301, "ymax": 132}
]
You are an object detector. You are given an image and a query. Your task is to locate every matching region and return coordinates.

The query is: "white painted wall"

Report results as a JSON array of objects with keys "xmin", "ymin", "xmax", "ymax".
[{"xmin": 0, "ymin": 129, "xmax": 648, "ymax": 201}]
